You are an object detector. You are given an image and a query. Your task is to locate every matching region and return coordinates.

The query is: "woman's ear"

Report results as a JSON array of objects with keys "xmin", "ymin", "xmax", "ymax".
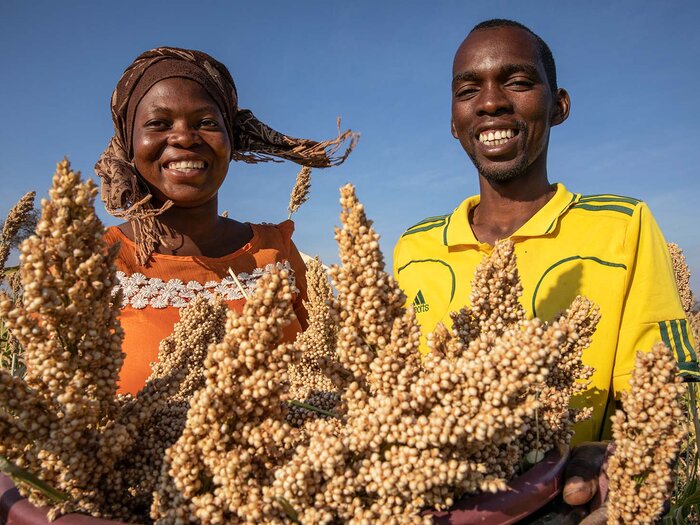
[{"xmin": 551, "ymin": 88, "xmax": 571, "ymax": 127}]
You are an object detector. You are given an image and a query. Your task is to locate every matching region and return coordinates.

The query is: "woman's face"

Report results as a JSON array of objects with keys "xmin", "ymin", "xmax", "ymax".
[{"xmin": 132, "ymin": 77, "xmax": 232, "ymax": 208}]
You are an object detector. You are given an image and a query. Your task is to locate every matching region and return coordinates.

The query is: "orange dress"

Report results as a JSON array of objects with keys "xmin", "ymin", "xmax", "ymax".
[{"xmin": 105, "ymin": 221, "xmax": 308, "ymax": 395}]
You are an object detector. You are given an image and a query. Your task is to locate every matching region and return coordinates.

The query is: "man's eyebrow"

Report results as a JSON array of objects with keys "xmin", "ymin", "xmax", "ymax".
[
  {"xmin": 500, "ymin": 63, "xmax": 541, "ymax": 79},
  {"xmin": 452, "ymin": 70, "xmax": 479, "ymax": 85},
  {"xmin": 452, "ymin": 64, "xmax": 542, "ymax": 85}
]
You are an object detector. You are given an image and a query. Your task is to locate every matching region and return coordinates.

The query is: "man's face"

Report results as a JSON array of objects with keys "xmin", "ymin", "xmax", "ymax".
[{"xmin": 451, "ymin": 27, "xmax": 569, "ymax": 183}]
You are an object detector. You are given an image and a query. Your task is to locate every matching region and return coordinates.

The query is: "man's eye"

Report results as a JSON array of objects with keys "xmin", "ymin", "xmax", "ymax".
[
  {"xmin": 507, "ymin": 79, "xmax": 534, "ymax": 89},
  {"xmin": 455, "ymin": 86, "xmax": 479, "ymax": 98}
]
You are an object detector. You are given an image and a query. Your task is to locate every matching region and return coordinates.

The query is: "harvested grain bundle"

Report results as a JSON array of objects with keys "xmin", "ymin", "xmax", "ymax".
[
  {"xmin": 606, "ymin": 342, "xmax": 686, "ymax": 525},
  {"xmin": 0, "ymin": 159, "xmax": 126, "ymax": 519},
  {"xmin": 151, "ymin": 184, "xmax": 598, "ymax": 524},
  {"xmin": 667, "ymin": 242, "xmax": 700, "ymax": 344},
  {"xmin": 287, "ymin": 256, "xmax": 340, "ymax": 426},
  {"xmin": 1, "ymin": 175, "xmax": 600, "ymax": 524},
  {"xmin": 0, "ymin": 161, "xmax": 229, "ymax": 523},
  {"xmin": 152, "ymin": 267, "xmax": 300, "ymax": 524}
]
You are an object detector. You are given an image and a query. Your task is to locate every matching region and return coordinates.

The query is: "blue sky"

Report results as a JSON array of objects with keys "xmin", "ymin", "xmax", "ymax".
[{"xmin": 2, "ymin": 1, "xmax": 699, "ymax": 292}]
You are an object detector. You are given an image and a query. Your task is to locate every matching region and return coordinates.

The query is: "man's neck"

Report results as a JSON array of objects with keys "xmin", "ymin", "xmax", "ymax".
[{"xmin": 470, "ymin": 171, "xmax": 555, "ymax": 245}]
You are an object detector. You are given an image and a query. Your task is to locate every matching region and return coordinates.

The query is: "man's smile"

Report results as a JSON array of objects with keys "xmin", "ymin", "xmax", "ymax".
[{"xmin": 478, "ymin": 128, "xmax": 519, "ymax": 147}]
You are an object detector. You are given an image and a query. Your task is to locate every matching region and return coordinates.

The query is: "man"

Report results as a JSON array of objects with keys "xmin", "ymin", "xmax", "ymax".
[{"xmin": 393, "ymin": 19, "xmax": 697, "ymax": 517}]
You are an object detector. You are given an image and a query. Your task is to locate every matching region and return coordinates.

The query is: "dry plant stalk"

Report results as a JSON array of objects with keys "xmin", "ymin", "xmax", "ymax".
[
  {"xmin": 287, "ymin": 166, "xmax": 312, "ymax": 219},
  {"xmin": 667, "ymin": 242, "xmax": 700, "ymax": 344},
  {"xmin": 0, "ymin": 161, "xmax": 230, "ymax": 522},
  {"xmin": 152, "ymin": 268, "xmax": 300, "ymax": 524},
  {"xmin": 0, "ymin": 191, "xmax": 35, "ymax": 283},
  {"xmin": 606, "ymin": 342, "xmax": 686, "ymax": 525},
  {"xmin": 0, "ymin": 159, "xmax": 126, "ymax": 518},
  {"xmin": 0, "ymin": 191, "xmax": 36, "ymax": 374},
  {"xmin": 286, "ymin": 257, "xmax": 340, "ymax": 426},
  {"xmin": 668, "ymin": 243, "xmax": 695, "ymax": 314}
]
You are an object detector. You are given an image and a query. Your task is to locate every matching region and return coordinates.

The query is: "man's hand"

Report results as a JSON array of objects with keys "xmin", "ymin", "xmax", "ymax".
[{"xmin": 562, "ymin": 441, "xmax": 612, "ymax": 525}]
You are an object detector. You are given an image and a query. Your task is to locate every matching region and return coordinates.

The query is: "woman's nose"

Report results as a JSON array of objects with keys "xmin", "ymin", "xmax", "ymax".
[{"xmin": 168, "ymin": 122, "xmax": 201, "ymax": 147}]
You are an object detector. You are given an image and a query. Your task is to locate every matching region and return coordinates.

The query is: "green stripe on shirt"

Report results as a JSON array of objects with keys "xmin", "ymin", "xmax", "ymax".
[{"xmin": 571, "ymin": 203, "xmax": 634, "ymax": 216}]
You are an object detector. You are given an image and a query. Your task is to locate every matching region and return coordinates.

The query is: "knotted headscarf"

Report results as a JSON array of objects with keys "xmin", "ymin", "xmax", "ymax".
[{"xmin": 95, "ymin": 46, "xmax": 359, "ymax": 265}]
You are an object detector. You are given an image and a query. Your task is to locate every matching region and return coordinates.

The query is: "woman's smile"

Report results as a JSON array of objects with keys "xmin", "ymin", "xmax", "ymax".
[{"xmin": 132, "ymin": 77, "xmax": 232, "ymax": 207}]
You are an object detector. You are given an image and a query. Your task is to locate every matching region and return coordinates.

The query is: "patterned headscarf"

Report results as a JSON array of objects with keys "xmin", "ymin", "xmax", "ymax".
[{"xmin": 95, "ymin": 46, "xmax": 358, "ymax": 265}]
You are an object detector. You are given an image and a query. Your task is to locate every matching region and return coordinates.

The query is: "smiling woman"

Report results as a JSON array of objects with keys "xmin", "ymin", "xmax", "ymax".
[{"xmin": 94, "ymin": 47, "xmax": 358, "ymax": 394}]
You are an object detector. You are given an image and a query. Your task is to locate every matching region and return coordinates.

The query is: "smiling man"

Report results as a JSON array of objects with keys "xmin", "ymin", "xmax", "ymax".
[{"xmin": 393, "ymin": 19, "xmax": 696, "ymax": 512}]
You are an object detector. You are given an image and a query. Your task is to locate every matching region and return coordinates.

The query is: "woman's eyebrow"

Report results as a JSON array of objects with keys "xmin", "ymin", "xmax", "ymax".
[{"xmin": 142, "ymin": 104, "xmax": 220, "ymax": 115}]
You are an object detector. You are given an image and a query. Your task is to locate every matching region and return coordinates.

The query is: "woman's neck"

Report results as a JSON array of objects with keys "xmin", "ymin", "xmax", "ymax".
[{"xmin": 119, "ymin": 198, "xmax": 253, "ymax": 257}]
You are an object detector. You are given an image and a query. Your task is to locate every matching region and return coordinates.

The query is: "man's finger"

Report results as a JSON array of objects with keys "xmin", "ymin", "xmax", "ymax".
[
  {"xmin": 562, "ymin": 475, "xmax": 597, "ymax": 506},
  {"xmin": 562, "ymin": 441, "xmax": 608, "ymax": 506},
  {"xmin": 578, "ymin": 504, "xmax": 608, "ymax": 525}
]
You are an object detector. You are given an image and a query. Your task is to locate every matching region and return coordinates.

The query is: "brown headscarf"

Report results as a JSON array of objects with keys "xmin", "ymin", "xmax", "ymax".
[{"xmin": 95, "ymin": 46, "xmax": 358, "ymax": 265}]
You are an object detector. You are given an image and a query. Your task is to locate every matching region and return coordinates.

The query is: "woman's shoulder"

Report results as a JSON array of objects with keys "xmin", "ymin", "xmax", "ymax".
[{"xmin": 249, "ymin": 220, "xmax": 295, "ymax": 250}]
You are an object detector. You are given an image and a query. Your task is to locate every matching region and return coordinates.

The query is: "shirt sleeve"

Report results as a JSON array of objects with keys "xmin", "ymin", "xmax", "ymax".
[{"xmin": 613, "ymin": 202, "xmax": 698, "ymax": 395}]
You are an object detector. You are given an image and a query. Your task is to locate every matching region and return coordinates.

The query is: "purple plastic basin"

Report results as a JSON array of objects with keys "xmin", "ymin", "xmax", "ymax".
[
  {"xmin": 427, "ymin": 445, "xmax": 570, "ymax": 525},
  {"xmin": 1, "ymin": 446, "xmax": 568, "ymax": 525},
  {"xmin": 0, "ymin": 475, "xmax": 130, "ymax": 525}
]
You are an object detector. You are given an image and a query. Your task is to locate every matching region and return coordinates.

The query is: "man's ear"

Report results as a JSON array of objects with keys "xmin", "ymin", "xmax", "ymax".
[
  {"xmin": 551, "ymin": 88, "xmax": 571, "ymax": 127},
  {"xmin": 450, "ymin": 117, "xmax": 458, "ymax": 139}
]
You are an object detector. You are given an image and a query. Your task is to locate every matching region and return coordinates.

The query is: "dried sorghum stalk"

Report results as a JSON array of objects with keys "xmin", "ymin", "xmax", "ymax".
[
  {"xmin": 518, "ymin": 296, "xmax": 598, "ymax": 458},
  {"xmin": 0, "ymin": 191, "xmax": 35, "ymax": 283},
  {"xmin": 106, "ymin": 296, "xmax": 227, "ymax": 521},
  {"xmin": 329, "ymin": 184, "xmax": 405, "ymax": 385},
  {"xmin": 668, "ymin": 242, "xmax": 695, "ymax": 314},
  {"xmin": 0, "ymin": 159, "xmax": 126, "ymax": 518},
  {"xmin": 287, "ymin": 257, "xmax": 340, "ymax": 426},
  {"xmin": 152, "ymin": 267, "xmax": 299, "ymax": 524},
  {"xmin": 606, "ymin": 342, "xmax": 686, "ymax": 525},
  {"xmin": 287, "ymin": 166, "xmax": 312, "ymax": 219}
]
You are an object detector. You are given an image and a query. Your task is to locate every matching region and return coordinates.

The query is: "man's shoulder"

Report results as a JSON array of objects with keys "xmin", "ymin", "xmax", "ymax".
[
  {"xmin": 393, "ymin": 211, "xmax": 456, "ymax": 272},
  {"xmin": 399, "ymin": 213, "xmax": 452, "ymax": 240},
  {"xmin": 568, "ymin": 192, "xmax": 645, "ymax": 221}
]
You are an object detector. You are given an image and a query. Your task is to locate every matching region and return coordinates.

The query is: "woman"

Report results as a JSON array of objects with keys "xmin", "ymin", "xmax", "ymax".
[{"xmin": 94, "ymin": 47, "xmax": 357, "ymax": 395}]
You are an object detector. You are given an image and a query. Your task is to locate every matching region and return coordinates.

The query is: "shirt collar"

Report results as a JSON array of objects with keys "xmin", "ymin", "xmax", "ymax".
[{"xmin": 443, "ymin": 183, "xmax": 578, "ymax": 247}]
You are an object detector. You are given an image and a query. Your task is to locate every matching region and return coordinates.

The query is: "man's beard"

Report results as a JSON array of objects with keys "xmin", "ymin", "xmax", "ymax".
[{"xmin": 468, "ymin": 151, "xmax": 530, "ymax": 184}]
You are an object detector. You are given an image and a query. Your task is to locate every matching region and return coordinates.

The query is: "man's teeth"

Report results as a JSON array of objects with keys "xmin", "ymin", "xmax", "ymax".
[
  {"xmin": 479, "ymin": 129, "xmax": 516, "ymax": 146},
  {"xmin": 167, "ymin": 160, "xmax": 205, "ymax": 170}
]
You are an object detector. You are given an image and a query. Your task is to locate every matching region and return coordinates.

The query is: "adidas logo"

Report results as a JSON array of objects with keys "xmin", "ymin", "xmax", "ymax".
[{"xmin": 412, "ymin": 290, "xmax": 430, "ymax": 313}]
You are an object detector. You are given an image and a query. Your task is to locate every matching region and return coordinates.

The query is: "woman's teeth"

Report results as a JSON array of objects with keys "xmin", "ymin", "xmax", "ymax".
[
  {"xmin": 167, "ymin": 160, "xmax": 205, "ymax": 170},
  {"xmin": 479, "ymin": 129, "xmax": 516, "ymax": 146}
]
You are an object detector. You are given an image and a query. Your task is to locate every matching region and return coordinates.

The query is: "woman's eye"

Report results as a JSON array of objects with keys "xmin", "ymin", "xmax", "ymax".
[
  {"xmin": 145, "ymin": 119, "xmax": 169, "ymax": 130},
  {"xmin": 200, "ymin": 119, "xmax": 220, "ymax": 129}
]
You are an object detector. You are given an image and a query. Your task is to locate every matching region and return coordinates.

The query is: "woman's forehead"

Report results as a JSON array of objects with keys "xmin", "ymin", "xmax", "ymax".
[{"xmin": 136, "ymin": 78, "xmax": 221, "ymax": 115}]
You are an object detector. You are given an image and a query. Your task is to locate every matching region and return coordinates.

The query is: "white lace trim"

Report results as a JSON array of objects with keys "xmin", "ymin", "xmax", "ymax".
[{"xmin": 113, "ymin": 261, "xmax": 295, "ymax": 309}]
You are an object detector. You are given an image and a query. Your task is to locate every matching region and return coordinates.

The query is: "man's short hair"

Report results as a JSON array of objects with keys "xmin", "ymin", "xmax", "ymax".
[{"xmin": 470, "ymin": 19, "xmax": 558, "ymax": 93}]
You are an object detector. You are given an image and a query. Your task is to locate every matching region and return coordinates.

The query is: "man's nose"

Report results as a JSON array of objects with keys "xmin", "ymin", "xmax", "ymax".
[
  {"xmin": 168, "ymin": 122, "xmax": 201, "ymax": 147},
  {"xmin": 476, "ymin": 83, "xmax": 513, "ymax": 116}
]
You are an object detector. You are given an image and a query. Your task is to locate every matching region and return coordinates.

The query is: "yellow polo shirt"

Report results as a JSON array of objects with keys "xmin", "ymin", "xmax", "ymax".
[{"xmin": 393, "ymin": 183, "xmax": 697, "ymax": 444}]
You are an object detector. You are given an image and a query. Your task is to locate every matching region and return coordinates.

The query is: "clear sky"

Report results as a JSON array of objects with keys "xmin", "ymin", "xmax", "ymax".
[{"xmin": 2, "ymin": 1, "xmax": 699, "ymax": 292}]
